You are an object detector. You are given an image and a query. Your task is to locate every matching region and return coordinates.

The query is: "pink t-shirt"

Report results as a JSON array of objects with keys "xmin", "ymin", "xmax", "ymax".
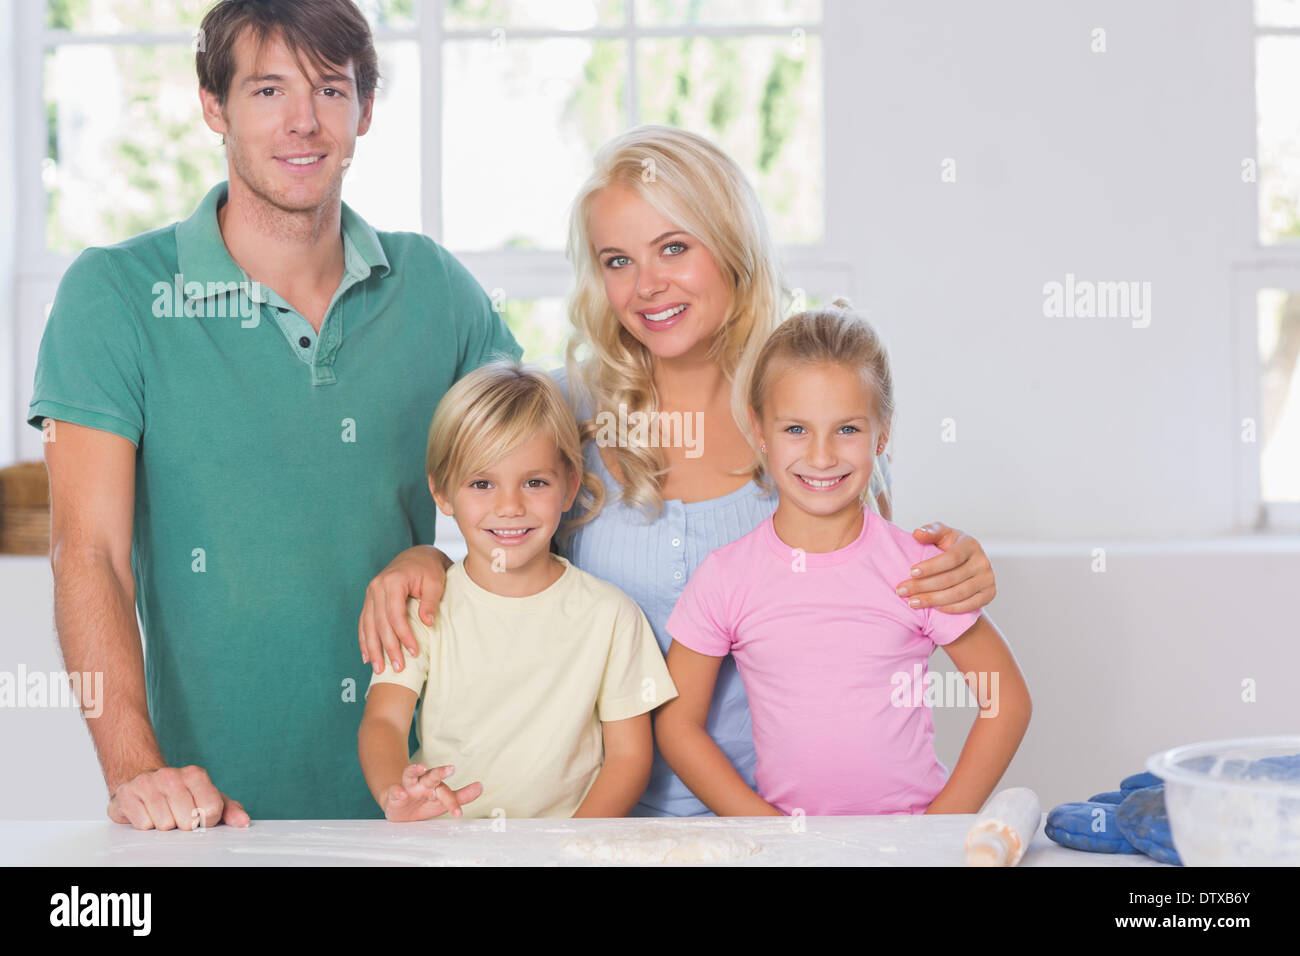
[{"xmin": 665, "ymin": 507, "xmax": 982, "ymax": 815}]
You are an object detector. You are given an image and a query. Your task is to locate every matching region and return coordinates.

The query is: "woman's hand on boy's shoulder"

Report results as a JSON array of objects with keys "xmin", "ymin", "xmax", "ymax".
[
  {"xmin": 360, "ymin": 545, "xmax": 451, "ymax": 675},
  {"xmin": 896, "ymin": 523, "xmax": 996, "ymax": 615},
  {"xmin": 383, "ymin": 763, "xmax": 483, "ymax": 822}
]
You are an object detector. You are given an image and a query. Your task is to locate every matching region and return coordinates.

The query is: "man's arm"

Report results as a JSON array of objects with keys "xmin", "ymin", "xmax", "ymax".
[{"xmin": 44, "ymin": 420, "xmax": 247, "ymax": 829}]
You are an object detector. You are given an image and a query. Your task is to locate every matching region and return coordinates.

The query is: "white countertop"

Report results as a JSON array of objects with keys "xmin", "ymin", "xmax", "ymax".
[{"xmin": 1, "ymin": 815, "xmax": 1168, "ymax": 866}]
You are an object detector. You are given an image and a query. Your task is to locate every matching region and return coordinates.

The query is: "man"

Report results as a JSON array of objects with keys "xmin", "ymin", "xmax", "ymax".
[{"xmin": 27, "ymin": 0, "xmax": 520, "ymax": 827}]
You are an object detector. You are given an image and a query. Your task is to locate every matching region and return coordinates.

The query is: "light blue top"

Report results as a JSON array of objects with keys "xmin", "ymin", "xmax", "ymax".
[{"xmin": 550, "ymin": 365, "xmax": 891, "ymax": 816}]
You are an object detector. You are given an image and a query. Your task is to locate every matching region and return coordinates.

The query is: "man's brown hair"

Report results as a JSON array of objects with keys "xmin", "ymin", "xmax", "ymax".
[{"xmin": 196, "ymin": 0, "xmax": 380, "ymax": 105}]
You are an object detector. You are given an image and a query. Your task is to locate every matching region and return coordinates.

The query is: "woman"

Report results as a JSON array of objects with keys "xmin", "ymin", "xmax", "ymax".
[{"xmin": 358, "ymin": 125, "xmax": 997, "ymax": 817}]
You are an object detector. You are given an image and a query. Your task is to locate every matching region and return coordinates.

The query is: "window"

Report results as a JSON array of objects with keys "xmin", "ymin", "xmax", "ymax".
[
  {"xmin": 1237, "ymin": 2, "xmax": 1300, "ymax": 530},
  {"xmin": 12, "ymin": 0, "xmax": 845, "ymax": 551}
]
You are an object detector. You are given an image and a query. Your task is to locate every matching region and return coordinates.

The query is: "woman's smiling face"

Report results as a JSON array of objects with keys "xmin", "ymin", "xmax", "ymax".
[{"xmin": 587, "ymin": 183, "xmax": 731, "ymax": 363}]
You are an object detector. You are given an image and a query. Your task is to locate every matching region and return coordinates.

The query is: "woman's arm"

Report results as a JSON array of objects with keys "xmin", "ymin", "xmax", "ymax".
[
  {"xmin": 358, "ymin": 546, "xmax": 453, "ymax": 674},
  {"xmin": 655, "ymin": 641, "xmax": 783, "ymax": 817},
  {"xmin": 897, "ymin": 524, "xmax": 997, "ymax": 615},
  {"xmin": 923, "ymin": 614, "xmax": 1032, "ymax": 814},
  {"xmin": 572, "ymin": 713, "xmax": 654, "ymax": 817}
]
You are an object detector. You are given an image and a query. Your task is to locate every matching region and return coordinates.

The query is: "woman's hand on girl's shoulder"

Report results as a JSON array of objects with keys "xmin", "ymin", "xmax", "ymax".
[
  {"xmin": 895, "ymin": 523, "xmax": 996, "ymax": 615},
  {"xmin": 359, "ymin": 545, "xmax": 450, "ymax": 674}
]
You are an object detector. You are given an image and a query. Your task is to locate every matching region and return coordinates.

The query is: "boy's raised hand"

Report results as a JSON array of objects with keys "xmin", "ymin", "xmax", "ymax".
[{"xmin": 382, "ymin": 763, "xmax": 483, "ymax": 822}]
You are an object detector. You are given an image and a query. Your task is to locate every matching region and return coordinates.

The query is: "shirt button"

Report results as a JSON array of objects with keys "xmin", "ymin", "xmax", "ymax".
[
  {"xmin": 299, "ymin": 336, "xmax": 311, "ymax": 348},
  {"xmin": 673, "ymin": 570, "xmax": 683, "ymax": 580},
  {"xmin": 671, "ymin": 538, "xmax": 681, "ymax": 547},
  {"xmin": 278, "ymin": 306, "xmax": 289, "ymax": 313}
]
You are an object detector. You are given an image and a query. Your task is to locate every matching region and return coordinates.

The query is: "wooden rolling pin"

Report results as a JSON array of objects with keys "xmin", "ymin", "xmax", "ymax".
[{"xmin": 965, "ymin": 787, "xmax": 1042, "ymax": 866}]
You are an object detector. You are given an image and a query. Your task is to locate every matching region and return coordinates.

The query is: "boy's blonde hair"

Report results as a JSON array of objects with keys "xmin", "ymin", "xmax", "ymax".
[
  {"xmin": 426, "ymin": 361, "xmax": 605, "ymax": 544},
  {"xmin": 563, "ymin": 124, "xmax": 785, "ymax": 519},
  {"xmin": 746, "ymin": 299, "xmax": 895, "ymax": 515}
]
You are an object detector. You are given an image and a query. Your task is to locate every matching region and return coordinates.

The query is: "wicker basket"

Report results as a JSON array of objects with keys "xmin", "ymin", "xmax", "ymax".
[{"xmin": 0, "ymin": 462, "xmax": 50, "ymax": 555}]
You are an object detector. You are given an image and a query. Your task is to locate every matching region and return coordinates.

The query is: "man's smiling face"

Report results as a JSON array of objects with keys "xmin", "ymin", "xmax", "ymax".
[{"xmin": 200, "ymin": 26, "xmax": 373, "ymax": 214}]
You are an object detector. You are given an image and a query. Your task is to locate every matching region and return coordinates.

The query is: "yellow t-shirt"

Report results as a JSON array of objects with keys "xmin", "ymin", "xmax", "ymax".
[{"xmin": 366, "ymin": 555, "xmax": 677, "ymax": 818}]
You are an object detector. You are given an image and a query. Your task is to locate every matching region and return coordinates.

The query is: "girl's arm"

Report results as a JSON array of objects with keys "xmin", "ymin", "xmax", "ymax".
[
  {"xmin": 572, "ymin": 713, "xmax": 654, "ymax": 817},
  {"xmin": 655, "ymin": 641, "xmax": 783, "ymax": 817},
  {"xmin": 358, "ymin": 546, "xmax": 454, "ymax": 675},
  {"xmin": 358, "ymin": 683, "xmax": 482, "ymax": 820},
  {"xmin": 923, "ymin": 614, "xmax": 1032, "ymax": 814}
]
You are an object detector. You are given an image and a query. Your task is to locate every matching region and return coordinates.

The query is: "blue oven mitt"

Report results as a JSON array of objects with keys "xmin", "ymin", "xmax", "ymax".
[
  {"xmin": 1088, "ymin": 790, "xmax": 1125, "ymax": 804},
  {"xmin": 1244, "ymin": 753, "xmax": 1300, "ymax": 781},
  {"xmin": 1045, "ymin": 801, "xmax": 1141, "ymax": 853},
  {"xmin": 1053, "ymin": 754, "xmax": 1300, "ymax": 862},
  {"xmin": 1120, "ymin": 771, "xmax": 1162, "ymax": 792},
  {"xmin": 1116, "ymin": 785, "xmax": 1182, "ymax": 866}
]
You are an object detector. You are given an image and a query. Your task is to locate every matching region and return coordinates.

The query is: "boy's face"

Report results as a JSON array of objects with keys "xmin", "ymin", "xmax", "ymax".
[
  {"xmin": 199, "ymin": 26, "xmax": 373, "ymax": 214},
  {"xmin": 749, "ymin": 361, "xmax": 889, "ymax": 520},
  {"xmin": 431, "ymin": 433, "xmax": 582, "ymax": 573}
]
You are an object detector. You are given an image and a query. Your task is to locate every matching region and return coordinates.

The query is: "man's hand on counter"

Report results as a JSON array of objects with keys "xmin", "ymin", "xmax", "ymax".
[{"xmin": 107, "ymin": 765, "xmax": 250, "ymax": 830}]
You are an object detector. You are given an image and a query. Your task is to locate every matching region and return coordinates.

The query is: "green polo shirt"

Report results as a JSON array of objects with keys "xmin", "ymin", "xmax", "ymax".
[{"xmin": 28, "ymin": 181, "xmax": 522, "ymax": 819}]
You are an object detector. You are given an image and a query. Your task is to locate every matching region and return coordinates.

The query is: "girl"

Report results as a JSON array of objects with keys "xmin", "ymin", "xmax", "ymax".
[
  {"xmin": 655, "ymin": 303, "xmax": 1031, "ymax": 816},
  {"xmin": 359, "ymin": 125, "xmax": 1001, "ymax": 817},
  {"xmin": 358, "ymin": 361, "xmax": 676, "ymax": 820}
]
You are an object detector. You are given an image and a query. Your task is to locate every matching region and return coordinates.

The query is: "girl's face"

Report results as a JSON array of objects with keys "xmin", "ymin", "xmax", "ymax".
[
  {"xmin": 431, "ymin": 431, "xmax": 581, "ymax": 574},
  {"xmin": 749, "ymin": 361, "xmax": 890, "ymax": 519},
  {"xmin": 587, "ymin": 183, "xmax": 731, "ymax": 364}
]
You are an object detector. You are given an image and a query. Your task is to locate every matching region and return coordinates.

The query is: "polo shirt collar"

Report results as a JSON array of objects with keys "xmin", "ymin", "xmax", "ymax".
[{"xmin": 174, "ymin": 180, "xmax": 391, "ymax": 304}]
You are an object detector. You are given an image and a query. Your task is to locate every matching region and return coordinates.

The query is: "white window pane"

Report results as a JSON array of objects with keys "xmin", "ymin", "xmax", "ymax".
[
  {"xmin": 442, "ymin": 37, "xmax": 628, "ymax": 250},
  {"xmin": 45, "ymin": 0, "xmax": 211, "ymax": 33},
  {"xmin": 1255, "ymin": 0, "xmax": 1300, "ymax": 27},
  {"xmin": 343, "ymin": 41, "xmax": 421, "ymax": 231},
  {"xmin": 637, "ymin": 35, "xmax": 822, "ymax": 244},
  {"xmin": 635, "ymin": 0, "xmax": 819, "ymax": 27},
  {"xmin": 444, "ymin": 0, "xmax": 624, "ymax": 30},
  {"xmin": 498, "ymin": 297, "xmax": 571, "ymax": 367},
  {"xmin": 1256, "ymin": 37, "xmax": 1300, "ymax": 243},
  {"xmin": 46, "ymin": 0, "xmax": 416, "ymax": 32},
  {"xmin": 44, "ymin": 43, "xmax": 226, "ymax": 252},
  {"xmin": 1258, "ymin": 290, "xmax": 1300, "ymax": 502},
  {"xmin": 354, "ymin": 0, "xmax": 418, "ymax": 30}
]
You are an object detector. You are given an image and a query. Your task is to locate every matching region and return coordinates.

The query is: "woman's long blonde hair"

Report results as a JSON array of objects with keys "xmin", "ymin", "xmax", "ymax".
[
  {"xmin": 426, "ymin": 360, "xmax": 605, "ymax": 542},
  {"xmin": 563, "ymin": 125, "xmax": 786, "ymax": 519}
]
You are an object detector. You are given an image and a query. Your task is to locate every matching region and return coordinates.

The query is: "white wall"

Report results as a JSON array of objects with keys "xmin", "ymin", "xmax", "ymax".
[{"xmin": 831, "ymin": 0, "xmax": 1259, "ymax": 540}]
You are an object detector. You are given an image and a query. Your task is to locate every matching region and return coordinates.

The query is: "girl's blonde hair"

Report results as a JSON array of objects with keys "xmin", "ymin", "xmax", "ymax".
[
  {"xmin": 746, "ymin": 298, "xmax": 895, "ymax": 516},
  {"xmin": 426, "ymin": 360, "xmax": 605, "ymax": 545},
  {"xmin": 563, "ymin": 124, "xmax": 785, "ymax": 518}
]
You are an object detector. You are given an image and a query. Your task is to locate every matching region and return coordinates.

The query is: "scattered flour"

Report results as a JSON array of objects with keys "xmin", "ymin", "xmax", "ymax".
[{"xmin": 563, "ymin": 825, "xmax": 762, "ymax": 864}]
